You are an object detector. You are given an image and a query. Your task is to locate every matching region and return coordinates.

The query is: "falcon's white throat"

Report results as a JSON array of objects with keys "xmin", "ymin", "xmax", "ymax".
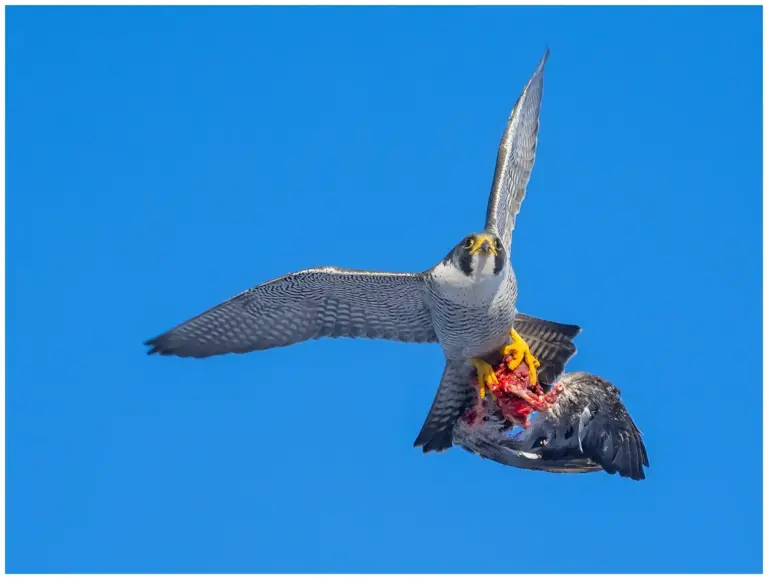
[
  {"xmin": 429, "ymin": 257, "xmax": 508, "ymax": 306},
  {"xmin": 472, "ymin": 252, "xmax": 504, "ymax": 279}
]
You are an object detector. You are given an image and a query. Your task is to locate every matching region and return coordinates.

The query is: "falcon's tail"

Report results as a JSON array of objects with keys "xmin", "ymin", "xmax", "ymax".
[
  {"xmin": 413, "ymin": 360, "xmax": 476, "ymax": 454},
  {"xmin": 514, "ymin": 312, "xmax": 581, "ymax": 385}
]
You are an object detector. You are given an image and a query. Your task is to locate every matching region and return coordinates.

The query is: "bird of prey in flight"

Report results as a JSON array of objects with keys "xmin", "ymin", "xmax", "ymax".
[{"xmin": 145, "ymin": 47, "xmax": 580, "ymax": 455}]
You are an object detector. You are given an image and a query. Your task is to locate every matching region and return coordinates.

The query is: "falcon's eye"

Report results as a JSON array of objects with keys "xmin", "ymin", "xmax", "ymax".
[
  {"xmin": 494, "ymin": 239, "xmax": 503, "ymax": 251},
  {"xmin": 463, "ymin": 237, "xmax": 475, "ymax": 250}
]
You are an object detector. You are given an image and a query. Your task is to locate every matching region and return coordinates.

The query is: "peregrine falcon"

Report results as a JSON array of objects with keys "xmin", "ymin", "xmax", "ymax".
[{"xmin": 145, "ymin": 48, "xmax": 577, "ymax": 454}]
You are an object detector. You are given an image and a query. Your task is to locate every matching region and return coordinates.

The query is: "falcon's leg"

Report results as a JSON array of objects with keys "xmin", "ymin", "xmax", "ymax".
[
  {"xmin": 471, "ymin": 358, "xmax": 498, "ymax": 399},
  {"xmin": 501, "ymin": 329, "xmax": 541, "ymax": 386}
]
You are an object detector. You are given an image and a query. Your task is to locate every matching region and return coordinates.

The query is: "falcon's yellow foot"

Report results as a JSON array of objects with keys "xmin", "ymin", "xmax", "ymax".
[
  {"xmin": 501, "ymin": 329, "xmax": 541, "ymax": 386},
  {"xmin": 471, "ymin": 358, "xmax": 498, "ymax": 399}
]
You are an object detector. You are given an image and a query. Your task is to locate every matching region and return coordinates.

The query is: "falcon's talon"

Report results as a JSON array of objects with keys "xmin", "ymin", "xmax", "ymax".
[
  {"xmin": 501, "ymin": 328, "xmax": 541, "ymax": 386},
  {"xmin": 471, "ymin": 358, "xmax": 498, "ymax": 399}
]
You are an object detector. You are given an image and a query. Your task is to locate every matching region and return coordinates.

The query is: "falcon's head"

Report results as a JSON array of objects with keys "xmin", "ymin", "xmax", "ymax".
[{"xmin": 448, "ymin": 232, "xmax": 507, "ymax": 278}]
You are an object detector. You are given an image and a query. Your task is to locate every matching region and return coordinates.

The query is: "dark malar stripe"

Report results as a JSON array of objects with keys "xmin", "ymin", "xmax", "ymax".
[
  {"xmin": 493, "ymin": 254, "xmax": 505, "ymax": 275},
  {"xmin": 458, "ymin": 251, "xmax": 473, "ymax": 276}
]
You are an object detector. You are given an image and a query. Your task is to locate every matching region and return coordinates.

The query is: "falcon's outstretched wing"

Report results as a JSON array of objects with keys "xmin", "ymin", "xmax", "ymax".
[
  {"xmin": 145, "ymin": 267, "xmax": 438, "ymax": 358},
  {"xmin": 484, "ymin": 48, "xmax": 549, "ymax": 252}
]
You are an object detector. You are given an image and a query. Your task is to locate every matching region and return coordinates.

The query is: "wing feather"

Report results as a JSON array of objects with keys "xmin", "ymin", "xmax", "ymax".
[
  {"xmin": 453, "ymin": 419, "xmax": 604, "ymax": 474},
  {"xmin": 484, "ymin": 48, "xmax": 549, "ymax": 251},
  {"xmin": 145, "ymin": 267, "xmax": 437, "ymax": 357},
  {"xmin": 511, "ymin": 372, "xmax": 649, "ymax": 480}
]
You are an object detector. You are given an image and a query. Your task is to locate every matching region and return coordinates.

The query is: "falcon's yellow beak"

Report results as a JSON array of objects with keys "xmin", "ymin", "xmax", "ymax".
[{"xmin": 469, "ymin": 234, "xmax": 498, "ymax": 256}]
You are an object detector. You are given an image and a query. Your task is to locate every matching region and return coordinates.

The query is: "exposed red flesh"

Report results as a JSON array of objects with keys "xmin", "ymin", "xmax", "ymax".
[{"xmin": 470, "ymin": 356, "xmax": 563, "ymax": 428}]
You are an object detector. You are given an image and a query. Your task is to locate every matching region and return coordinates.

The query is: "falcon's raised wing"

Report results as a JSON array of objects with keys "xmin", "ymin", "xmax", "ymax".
[{"xmin": 484, "ymin": 48, "xmax": 549, "ymax": 253}]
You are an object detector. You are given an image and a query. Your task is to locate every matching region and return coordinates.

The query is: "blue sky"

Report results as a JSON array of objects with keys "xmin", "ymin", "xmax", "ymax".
[{"xmin": 6, "ymin": 5, "xmax": 762, "ymax": 573}]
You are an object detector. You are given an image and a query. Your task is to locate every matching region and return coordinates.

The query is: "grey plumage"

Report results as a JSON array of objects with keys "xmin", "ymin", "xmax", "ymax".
[
  {"xmin": 454, "ymin": 372, "xmax": 649, "ymax": 481},
  {"xmin": 145, "ymin": 48, "xmax": 570, "ymax": 457},
  {"xmin": 453, "ymin": 412, "xmax": 604, "ymax": 475},
  {"xmin": 485, "ymin": 47, "xmax": 548, "ymax": 251},
  {"xmin": 145, "ymin": 268, "xmax": 436, "ymax": 356},
  {"xmin": 516, "ymin": 372, "xmax": 649, "ymax": 480}
]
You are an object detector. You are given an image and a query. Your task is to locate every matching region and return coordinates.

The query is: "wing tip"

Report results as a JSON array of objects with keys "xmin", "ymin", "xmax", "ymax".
[
  {"xmin": 142, "ymin": 337, "xmax": 222, "ymax": 358},
  {"xmin": 144, "ymin": 341, "xmax": 169, "ymax": 356},
  {"xmin": 622, "ymin": 464, "xmax": 647, "ymax": 481},
  {"xmin": 144, "ymin": 337, "xmax": 160, "ymax": 355},
  {"xmin": 143, "ymin": 334, "xmax": 185, "ymax": 357},
  {"xmin": 535, "ymin": 46, "xmax": 550, "ymax": 75},
  {"xmin": 607, "ymin": 430, "xmax": 649, "ymax": 481},
  {"xmin": 144, "ymin": 329, "xmax": 178, "ymax": 354}
]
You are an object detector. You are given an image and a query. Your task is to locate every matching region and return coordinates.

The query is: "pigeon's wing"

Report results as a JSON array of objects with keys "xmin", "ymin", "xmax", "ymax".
[
  {"xmin": 514, "ymin": 312, "xmax": 581, "ymax": 385},
  {"xmin": 145, "ymin": 267, "xmax": 437, "ymax": 358},
  {"xmin": 511, "ymin": 372, "xmax": 649, "ymax": 480},
  {"xmin": 453, "ymin": 416, "xmax": 603, "ymax": 474},
  {"xmin": 413, "ymin": 360, "xmax": 476, "ymax": 453},
  {"xmin": 484, "ymin": 48, "xmax": 548, "ymax": 252}
]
